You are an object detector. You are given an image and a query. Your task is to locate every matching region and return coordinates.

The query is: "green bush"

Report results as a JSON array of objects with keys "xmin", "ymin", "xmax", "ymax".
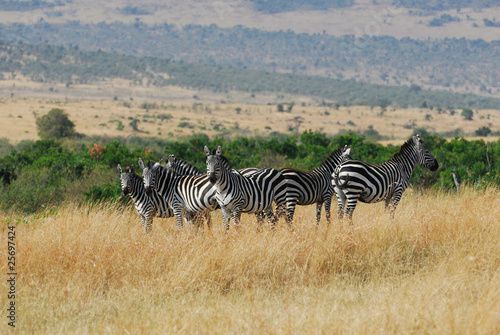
[
  {"xmin": 0, "ymin": 131, "xmax": 499, "ymax": 213},
  {"xmin": 36, "ymin": 108, "xmax": 76, "ymax": 139},
  {"xmin": 84, "ymin": 182, "xmax": 123, "ymax": 205},
  {"xmin": 0, "ymin": 167, "xmax": 63, "ymax": 214}
]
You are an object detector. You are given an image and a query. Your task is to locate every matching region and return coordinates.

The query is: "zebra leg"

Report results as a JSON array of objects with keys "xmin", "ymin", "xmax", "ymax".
[
  {"xmin": 221, "ymin": 207, "xmax": 231, "ymax": 231},
  {"xmin": 231, "ymin": 207, "xmax": 242, "ymax": 227},
  {"xmin": 286, "ymin": 200, "xmax": 297, "ymax": 226},
  {"xmin": 324, "ymin": 194, "xmax": 333, "ymax": 225},
  {"xmin": 141, "ymin": 214, "xmax": 152, "ymax": 234},
  {"xmin": 344, "ymin": 196, "xmax": 359, "ymax": 225},
  {"xmin": 273, "ymin": 204, "xmax": 283, "ymax": 223},
  {"xmin": 335, "ymin": 186, "xmax": 347, "ymax": 220},
  {"xmin": 315, "ymin": 201, "xmax": 323, "ymax": 226},
  {"xmin": 388, "ymin": 190, "xmax": 404, "ymax": 219},
  {"xmin": 173, "ymin": 206, "xmax": 184, "ymax": 230},
  {"xmin": 263, "ymin": 207, "xmax": 277, "ymax": 228},
  {"xmin": 255, "ymin": 211, "xmax": 265, "ymax": 226}
]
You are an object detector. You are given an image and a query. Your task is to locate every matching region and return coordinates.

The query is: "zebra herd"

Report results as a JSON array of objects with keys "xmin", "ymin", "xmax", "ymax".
[{"xmin": 118, "ymin": 135, "xmax": 438, "ymax": 233}]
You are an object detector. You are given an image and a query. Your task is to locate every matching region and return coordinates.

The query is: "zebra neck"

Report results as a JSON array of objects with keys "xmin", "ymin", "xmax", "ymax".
[
  {"xmin": 155, "ymin": 168, "xmax": 176, "ymax": 199},
  {"xmin": 390, "ymin": 147, "xmax": 418, "ymax": 179},
  {"xmin": 315, "ymin": 151, "xmax": 342, "ymax": 174},
  {"xmin": 214, "ymin": 165, "xmax": 234, "ymax": 192},
  {"xmin": 171, "ymin": 161, "xmax": 202, "ymax": 175},
  {"xmin": 129, "ymin": 178, "xmax": 146, "ymax": 201}
]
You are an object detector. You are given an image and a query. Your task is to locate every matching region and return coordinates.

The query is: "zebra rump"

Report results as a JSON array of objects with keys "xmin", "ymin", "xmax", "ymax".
[
  {"xmin": 332, "ymin": 135, "xmax": 438, "ymax": 222},
  {"xmin": 278, "ymin": 145, "xmax": 351, "ymax": 225}
]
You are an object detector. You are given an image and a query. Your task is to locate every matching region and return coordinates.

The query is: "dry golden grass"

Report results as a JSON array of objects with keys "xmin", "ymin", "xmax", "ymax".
[
  {"xmin": 1, "ymin": 96, "xmax": 499, "ymax": 143},
  {"xmin": 1, "ymin": 186, "xmax": 499, "ymax": 334}
]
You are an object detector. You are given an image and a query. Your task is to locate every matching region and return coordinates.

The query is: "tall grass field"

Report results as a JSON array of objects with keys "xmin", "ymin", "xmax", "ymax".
[{"xmin": 1, "ymin": 186, "xmax": 499, "ymax": 334}]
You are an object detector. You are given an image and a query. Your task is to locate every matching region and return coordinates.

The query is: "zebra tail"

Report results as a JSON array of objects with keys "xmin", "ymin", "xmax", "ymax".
[{"xmin": 333, "ymin": 173, "xmax": 350, "ymax": 189}]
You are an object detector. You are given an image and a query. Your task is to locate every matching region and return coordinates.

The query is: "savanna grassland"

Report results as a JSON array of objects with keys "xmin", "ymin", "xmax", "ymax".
[
  {"xmin": 1, "ymin": 96, "xmax": 499, "ymax": 143},
  {"xmin": 1, "ymin": 186, "xmax": 499, "ymax": 334}
]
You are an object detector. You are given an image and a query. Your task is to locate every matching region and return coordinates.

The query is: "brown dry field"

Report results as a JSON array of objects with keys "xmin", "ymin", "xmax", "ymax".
[
  {"xmin": 0, "ymin": 186, "xmax": 499, "ymax": 333},
  {"xmin": 1, "ymin": 94, "xmax": 499, "ymax": 144}
]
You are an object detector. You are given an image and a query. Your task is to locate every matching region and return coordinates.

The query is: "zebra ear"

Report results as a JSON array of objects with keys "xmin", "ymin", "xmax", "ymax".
[
  {"xmin": 117, "ymin": 164, "xmax": 122, "ymax": 174},
  {"xmin": 413, "ymin": 135, "xmax": 422, "ymax": 145},
  {"xmin": 159, "ymin": 158, "xmax": 164, "ymax": 165},
  {"xmin": 138, "ymin": 158, "xmax": 145, "ymax": 169},
  {"xmin": 216, "ymin": 145, "xmax": 222, "ymax": 156},
  {"xmin": 204, "ymin": 146, "xmax": 211, "ymax": 156},
  {"xmin": 130, "ymin": 164, "xmax": 135, "ymax": 173}
]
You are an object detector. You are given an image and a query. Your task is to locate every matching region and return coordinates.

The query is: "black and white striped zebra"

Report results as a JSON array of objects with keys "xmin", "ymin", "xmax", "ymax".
[
  {"xmin": 278, "ymin": 145, "xmax": 351, "ymax": 225},
  {"xmin": 165, "ymin": 154, "xmax": 274, "ymax": 223},
  {"xmin": 139, "ymin": 158, "xmax": 218, "ymax": 230},
  {"xmin": 117, "ymin": 164, "xmax": 174, "ymax": 233},
  {"xmin": 204, "ymin": 146, "xmax": 291, "ymax": 230},
  {"xmin": 332, "ymin": 135, "xmax": 438, "ymax": 222}
]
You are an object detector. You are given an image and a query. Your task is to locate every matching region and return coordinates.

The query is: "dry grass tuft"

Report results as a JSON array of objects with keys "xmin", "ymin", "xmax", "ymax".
[{"xmin": 1, "ymin": 186, "xmax": 499, "ymax": 334}]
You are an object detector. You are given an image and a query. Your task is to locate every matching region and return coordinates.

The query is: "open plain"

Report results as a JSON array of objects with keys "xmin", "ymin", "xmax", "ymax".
[
  {"xmin": 0, "ymin": 186, "xmax": 499, "ymax": 333},
  {"xmin": 1, "ymin": 95, "xmax": 498, "ymax": 143}
]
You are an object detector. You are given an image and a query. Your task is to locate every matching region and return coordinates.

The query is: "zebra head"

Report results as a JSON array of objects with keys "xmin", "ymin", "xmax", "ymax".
[
  {"xmin": 165, "ymin": 154, "xmax": 176, "ymax": 170},
  {"xmin": 139, "ymin": 157, "xmax": 163, "ymax": 197},
  {"xmin": 117, "ymin": 164, "xmax": 136, "ymax": 196},
  {"xmin": 204, "ymin": 145, "xmax": 223, "ymax": 184},
  {"xmin": 412, "ymin": 135, "xmax": 439, "ymax": 171}
]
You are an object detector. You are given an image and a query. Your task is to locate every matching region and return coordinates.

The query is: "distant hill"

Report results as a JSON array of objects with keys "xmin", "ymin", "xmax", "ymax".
[
  {"xmin": 1, "ymin": 21, "xmax": 498, "ymax": 97},
  {"xmin": 391, "ymin": 0, "xmax": 497, "ymax": 11},
  {"xmin": 0, "ymin": 0, "xmax": 499, "ymax": 103},
  {"xmin": 1, "ymin": 40, "xmax": 499, "ymax": 109},
  {"xmin": 248, "ymin": 0, "xmax": 498, "ymax": 13}
]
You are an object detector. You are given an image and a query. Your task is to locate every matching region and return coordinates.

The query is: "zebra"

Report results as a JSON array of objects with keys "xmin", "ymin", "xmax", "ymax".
[
  {"xmin": 117, "ymin": 164, "xmax": 174, "ymax": 233},
  {"xmin": 204, "ymin": 145, "xmax": 291, "ymax": 230},
  {"xmin": 332, "ymin": 135, "xmax": 439, "ymax": 223},
  {"xmin": 166, "ymin": 154, "xmax": 272, "ymax": 224},
  {"xmin": 277, "ymin": 145, "xmax": 351, "ymax": 225},
  {"xmin": 139, "ymin": 158, "xmax": 218, "ymax": 230}
]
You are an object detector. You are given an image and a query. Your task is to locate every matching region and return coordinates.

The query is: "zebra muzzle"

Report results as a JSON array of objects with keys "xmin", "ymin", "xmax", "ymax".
[
  {"xmin": 208, "ymin": 172, "xmax": 217, "ymax": 184},
  {"xmin": 145, "ymin": 186, "xmax": 152, "ymax": 197}
]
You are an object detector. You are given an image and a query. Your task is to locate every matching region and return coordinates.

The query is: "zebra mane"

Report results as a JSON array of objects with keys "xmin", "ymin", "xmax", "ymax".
[
  {"xmin": 217, "ymin": 154, "xmax": 234, "ymax": 171},
  {"xmin": 280, "ymin": 146, "xmax": 348, "ymax": 174},
  {"xmin": 389, "ymin": 136, "xmax": 420, "ymax": 162},
  {"xmin": 318, "ymin": 147, "xmax": 349, "ymax": 169},
  {"xmin": 122, "ymin": 166, "xmax": 143, "ymax": 182},
  {"xmin": 168, "ymin": 155, "xmax": 203, "ymax": 174}
]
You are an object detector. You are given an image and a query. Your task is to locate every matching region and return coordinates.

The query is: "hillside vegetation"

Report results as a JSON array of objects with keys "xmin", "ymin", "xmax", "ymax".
[
  {"xmin": 2, "ymin": 20, "xmax": 499, "ymax": 97},
  {"xmin": 1, "ymin": 41, "xmax": 499, "ymax": 109},
  {"xmin": 1, "ymin": 129, "xmax": 498, "ymax": 214}
]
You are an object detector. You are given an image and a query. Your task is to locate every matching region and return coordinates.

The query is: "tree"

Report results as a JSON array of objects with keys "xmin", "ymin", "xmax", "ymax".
[
  {"xmin": 461, "ymin": 108, "xmax": 474, "ymax": 121},
  {"xmin": 36, "ymin": 108, "xmax": 75, "ymax": 139},
  {"xmin": 474, "ymin": 127, "xmax": 491, "ymax": 137}
]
